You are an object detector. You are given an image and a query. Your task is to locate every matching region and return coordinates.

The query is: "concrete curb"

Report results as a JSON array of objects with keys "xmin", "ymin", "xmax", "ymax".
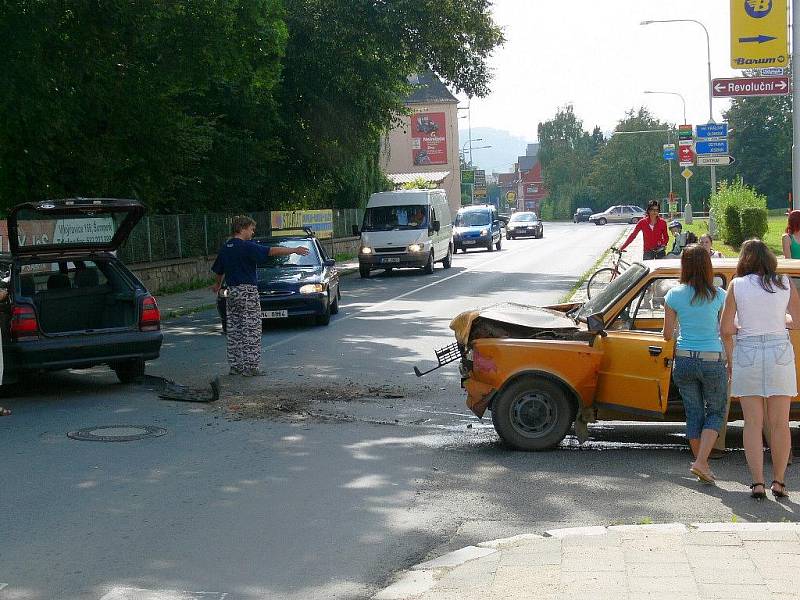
[{"xmin": 372, "ymin": 522, "xmax": 800, "ymax": 599}]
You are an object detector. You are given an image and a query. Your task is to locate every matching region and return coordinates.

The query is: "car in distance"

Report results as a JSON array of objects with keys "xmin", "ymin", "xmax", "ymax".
[
  {"xmin": 217, "ymin": 231, "xmax": 340, "ymax": 330},
  {"xmin": 453, "ymin": 205, "xmax": 503, "ymax": 252},
  {"xmin": 573, "ymin": 207, "xmax": 593, "ymax": 223},
  {"xmin": 589, "ymin": 205, "xmax": 643, "ymax": 226},
  {"xmin": 506, "ymin": 212, "xmax": 543, "ymax": 239},
  {"xmin": 2, "ymin": 198, "xmax": 162, "ymax": 384}
]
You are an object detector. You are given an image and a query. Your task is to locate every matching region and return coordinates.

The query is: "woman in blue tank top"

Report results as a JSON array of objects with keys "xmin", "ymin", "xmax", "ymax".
[{"xmin": 663, "ymin": 244, "xmax": 727, "ymax": 484}]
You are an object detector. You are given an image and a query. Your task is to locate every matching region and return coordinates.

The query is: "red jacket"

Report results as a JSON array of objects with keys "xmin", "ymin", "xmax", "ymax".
[{"xmin": 620, "ymin": 217, "xmax": 668, "ymax": 252}]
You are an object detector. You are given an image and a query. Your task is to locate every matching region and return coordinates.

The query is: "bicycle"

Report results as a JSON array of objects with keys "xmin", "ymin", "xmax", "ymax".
[{"xmin": 586, "ymin": 247, "xmax": 630, "ymax": 299}]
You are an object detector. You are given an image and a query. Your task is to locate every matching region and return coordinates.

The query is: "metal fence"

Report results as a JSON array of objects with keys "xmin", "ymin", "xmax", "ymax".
[{"xmin": 118, "ymin": 209, "xmax": 363, "ymax": 264}]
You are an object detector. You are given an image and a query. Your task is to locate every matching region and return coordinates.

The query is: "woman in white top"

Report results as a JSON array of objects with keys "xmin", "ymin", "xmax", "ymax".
[{"xmin": 720, "ymin": 240, "xmax": 800, "ymax": 499}]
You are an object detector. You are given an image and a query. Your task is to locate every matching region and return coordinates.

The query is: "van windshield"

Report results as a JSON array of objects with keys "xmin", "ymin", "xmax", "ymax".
[
  {"xmin": 362, "ymin": 205, "xmax": 428, "ymax": 231},
  {"xmin": 455, "ymin": 211, "xmax": 491, "ymax": 227}
]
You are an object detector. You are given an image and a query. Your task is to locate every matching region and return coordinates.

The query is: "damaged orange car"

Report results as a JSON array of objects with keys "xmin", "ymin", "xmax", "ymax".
[{"xmin": 417, "ymin": 259, "xmax": 800, "ymax": 450}]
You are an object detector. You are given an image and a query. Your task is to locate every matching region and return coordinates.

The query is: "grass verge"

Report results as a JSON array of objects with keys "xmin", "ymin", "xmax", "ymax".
[
  {"xmin": 161, "ymin": 303, "xmax": 218, "ymax": 321},
  {"xmin": 681, "ymin": 216, "xmax": 786, "ymax": 257},
  {"xmin": 559, "ymin": 227, "xmax": 631, "ymax": 303}
]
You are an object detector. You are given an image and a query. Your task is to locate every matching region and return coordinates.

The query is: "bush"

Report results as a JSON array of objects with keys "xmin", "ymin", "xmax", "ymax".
[
  {"xmin": 709, "ymin": 178, "xmax": 767, "ymax": 243},
  {"xmin": 724, "ymin": 204, "xmax": 743, "ymax": 247},
  {"xmin": 740, "ymin": 206, "xmax": 769, "ymax": 241}
]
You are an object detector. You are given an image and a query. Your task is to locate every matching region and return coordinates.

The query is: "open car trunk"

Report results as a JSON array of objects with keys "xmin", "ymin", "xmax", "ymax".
[{"xmin": 19, "ymin": 259, "xmax": 137, "ymax": 334}]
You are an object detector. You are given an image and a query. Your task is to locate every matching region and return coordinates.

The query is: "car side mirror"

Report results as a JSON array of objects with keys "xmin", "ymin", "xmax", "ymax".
[
  {"xmin": 431, "ymin": 220, "xmax": 441, "ymax": 233},
  {"xmin": 351, "ymin": 225, "xmax": 360, "ymax": 237},
  {"xmin": 587, "ymin": 313, "xmax": 606, "ymax": 336},
  {"xmin": 323, "ymin": 258, "xmax": 336, "ymax": 267}
]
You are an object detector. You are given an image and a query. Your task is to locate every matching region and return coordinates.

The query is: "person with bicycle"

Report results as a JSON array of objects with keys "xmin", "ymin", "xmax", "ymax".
[{"xmin": 619, "ymin": 200, "xmax": 668, "ymax": 260}]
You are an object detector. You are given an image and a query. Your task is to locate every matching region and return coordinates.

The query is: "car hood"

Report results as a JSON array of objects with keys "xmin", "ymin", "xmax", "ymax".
[{"xmin": 450, "ymin": 302, "xmax": 580, "ymax": 347}]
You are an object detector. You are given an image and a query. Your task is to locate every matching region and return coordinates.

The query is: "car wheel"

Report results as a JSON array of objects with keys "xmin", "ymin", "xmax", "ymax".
[
  {"xmin": 506, "ymin": 233, "xmax": 512, "ymax": 240},
  {"xmin": 423, "ymin": 251, "xmax": 435, "ymax": 274},
  {"xmin": 538, "ymin": 229, "xmax": 544, "ymax": 239},
  {"xmin": 317, "ymin": 302, "xmax": 331, "ymax": 326},
  {"xmin": 487, "ymin": 240, "xmax": 494, "ymax": 252},
  {"xmin": 496, "ymin": 237, "xmax": 502, "ymax": 250},
  {"xmin": 597, "ymin": 218, "xmax": 607, "ymax": 226},
  {"xmin": 630, "ymin": 217, "xmax": 638, "ymax": 224},
  {"xmin": 113, "ymin": 358, "xmax": 145, "ymax": 384},
  {"xmin": 330, "ymin": 291, "xmax": 340, "ymax": 315},
  {"xmin": 442, "ymin": 245, "xmax": 453, "ymax": 269},
  {"xmin": 491, "ymin": 376, "xmax": 575, "ymax": 450},
  {"xmin": 462, "ymin": 248, "xmax": 468, "ymax": 253},
  {"xmin": 359, "ymin": 264, "xmax": 370, "ymax": 279}
]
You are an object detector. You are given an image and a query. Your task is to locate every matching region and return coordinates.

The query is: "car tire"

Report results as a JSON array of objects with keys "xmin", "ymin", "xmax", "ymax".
[
  {"xmin": 496, "ymin": 238, "xmax": 502, "ymax": 251},
  {"xmin": 442, "ymin": 245, "xmax": 453, "ymax": 269},
  {"xmin": 487, "ymin": 240, "xmax": 494, "ymax": 252},
  {"xmin": 317, "ymin": 301, "xmax": 331, "ymax": 326},
  {"xmin": 491, "ymin": 376, "xmax": 575, "ymax": 451},
  {"xmin": 630, "ymin": 217, "xmax": 638, "ymax": 224},
  {"xmin": 330, "ymin": 291, "xmax": 340, "ymax": 315},
  {"xmin": 538, "ymin": 229, "xmax": 544, "ymax": 239},
  {"xmin": 113, "ymin": 359, "xmax": 145, "ymax": 384},
  {"xmin": 359, "ymin": 264, "xmax": 370, "ymax": 279},
  {"xmin": 506, "ymin": 233, "xmax": 512, "ymax": 240},
  {"xmin": 597, "ymin": 218, "xmax": 607, "ymax": 226},
  {"xmin": 423, "ymin": 251, "xmax": 435, "ymax": 274}
]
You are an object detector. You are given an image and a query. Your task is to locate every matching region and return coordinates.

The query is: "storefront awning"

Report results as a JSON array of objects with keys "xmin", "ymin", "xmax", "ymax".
[{"xmin": 387, "ymin": 171, "xmax": 451, "ymax": 185}]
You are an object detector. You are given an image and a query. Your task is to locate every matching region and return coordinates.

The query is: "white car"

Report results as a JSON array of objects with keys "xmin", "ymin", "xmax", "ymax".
[{"xmin": 589, "ymin": 205, "xmax": 645, "ymax": 226}]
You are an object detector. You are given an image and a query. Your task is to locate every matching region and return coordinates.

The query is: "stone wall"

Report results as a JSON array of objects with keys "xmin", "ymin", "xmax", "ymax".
[{"xmin": 128, "ymin": 236, "xmax": 361, "ymax": 294}]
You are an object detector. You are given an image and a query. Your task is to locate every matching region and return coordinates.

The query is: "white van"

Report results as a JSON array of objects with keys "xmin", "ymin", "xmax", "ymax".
[{"xmin": 354, "ymin": 189, "xmax": 453, "ymax": 278}]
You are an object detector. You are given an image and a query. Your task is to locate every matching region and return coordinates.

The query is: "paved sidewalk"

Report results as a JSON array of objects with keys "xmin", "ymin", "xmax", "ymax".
[
  {"xmin": 569, "ymin": 224, "xmax": 640, "ymax": 304},
  {"xmin": 374, "ymin": 522, "xmax": 800, "ymax": 600},
  {"xmin": 155, "ymin": 258, "xmax": 359, "ymax": 319}
]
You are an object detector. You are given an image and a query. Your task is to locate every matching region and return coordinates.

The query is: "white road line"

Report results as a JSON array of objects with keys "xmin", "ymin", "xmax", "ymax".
[{"xmin": 262, "ymin": 243, "xmax": 532, "ymax": 351}]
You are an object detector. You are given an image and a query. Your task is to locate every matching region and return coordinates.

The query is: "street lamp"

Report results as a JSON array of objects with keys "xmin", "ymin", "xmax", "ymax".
[
  {"xmin": 641, "ymin": 18, "xmax": 717, "ymax": 230},
  {"xmin": 643, "ymin": 90, "xmax": 687, "ymax": 125},
  {"xmin": 457, "ymin": 98, "xmax": 473, "ymax": 164}
]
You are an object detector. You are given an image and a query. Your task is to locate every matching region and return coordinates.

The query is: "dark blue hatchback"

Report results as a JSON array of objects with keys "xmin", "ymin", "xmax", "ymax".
[{"xmin": 216, "ymin": 234, "xmax": 341, "ymax": 330}]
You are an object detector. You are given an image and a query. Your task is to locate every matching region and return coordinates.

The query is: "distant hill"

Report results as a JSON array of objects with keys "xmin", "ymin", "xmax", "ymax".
[{"xmin": 457, "ymin": 127, "xmax": 529, "ymax": 175}]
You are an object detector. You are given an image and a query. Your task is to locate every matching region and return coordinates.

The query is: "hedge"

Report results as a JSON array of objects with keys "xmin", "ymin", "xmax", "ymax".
[
  {"xmin": 740, "ymin": 206, "xmax": 769, "ymax": 241},
  {"xmin": 724, "ymin": 204, "xmax": 743, "ymax": 247}
]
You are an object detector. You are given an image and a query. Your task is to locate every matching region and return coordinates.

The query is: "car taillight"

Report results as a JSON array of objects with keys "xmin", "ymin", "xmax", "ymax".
[
  {"xmin": 139, "ymin": 295, "xmax": 161, "ymax": 331},
  {"xmin": 11, "ymin": 304, "xmax": 40, "ymax": 340}
]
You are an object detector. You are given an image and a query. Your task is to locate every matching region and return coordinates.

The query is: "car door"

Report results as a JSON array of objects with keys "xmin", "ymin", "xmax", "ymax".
[
  {"xmin": 608, "ymin": 207, "xmax": 623, "ymax": 223},
  {"xmin": 592, "ymin": 277, "xmax": 677, "ymax": 416}
]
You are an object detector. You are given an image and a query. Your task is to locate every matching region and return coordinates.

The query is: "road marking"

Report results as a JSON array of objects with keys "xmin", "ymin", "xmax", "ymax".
[
  {"xmin": 0, "ymin": 583, "xmax": 7, "ymax": 591},
  {"xmin": 100, "ymin": 587, "xmax": 227, "ymax": 600},
  {"xmin": 262, "ymin": 243, "xmax": 533, "ymax": 351}
]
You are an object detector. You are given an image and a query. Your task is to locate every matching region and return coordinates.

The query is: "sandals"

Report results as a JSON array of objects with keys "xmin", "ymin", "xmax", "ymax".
[
  {"xmin": 771, "ymin": 480, "xmax": 789, "ymax": 499},
  {"xmin": 0, "ymin": 407, "xmax": 10, "ymax": 417},
  {"xmin": 690, "ymin": 466, "xmax": 716, "ymax": 484},
  {"xmin": 750, "ymin": 483, "xmax": 767, "ymax": 499}
]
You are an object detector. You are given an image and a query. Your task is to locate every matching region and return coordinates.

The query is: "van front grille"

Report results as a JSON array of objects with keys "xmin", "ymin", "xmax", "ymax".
[{"xmin": 375, "ymin": 247, "xmax": 403, "ymax": 253}]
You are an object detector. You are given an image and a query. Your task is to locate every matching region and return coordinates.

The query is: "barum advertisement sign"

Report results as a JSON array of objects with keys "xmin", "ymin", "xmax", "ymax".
[{"xmin": 411, "ymin": 112, "xmax": 448, "ymax": 166}]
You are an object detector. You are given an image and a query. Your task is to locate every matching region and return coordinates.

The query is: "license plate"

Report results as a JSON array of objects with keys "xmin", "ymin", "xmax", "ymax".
[
  {"xmin": 381, "ymin": 257, "xmax": 400, "ymax": 263},
  {"xmin": 463, "ymin": 240, "xmax": 476, "ymax": 245},
  {"xmin": 262, "ymin": 310, "xmax": 288, "ymax": 319}
]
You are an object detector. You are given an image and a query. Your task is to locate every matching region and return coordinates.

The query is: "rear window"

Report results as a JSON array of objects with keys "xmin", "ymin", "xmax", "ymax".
[{"xmin": 14, "ymin": 208, "xmax": 126, "ymax": 250}]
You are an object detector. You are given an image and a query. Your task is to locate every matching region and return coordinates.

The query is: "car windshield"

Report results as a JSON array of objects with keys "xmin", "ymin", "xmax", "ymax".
[
  {"xmin": 510, "ymin": 213, "xmax": 537, "ymax": 222},
  {"xmin": 574, "ymin": 264, "xmax": 649, "ymax": 321},
  {"xmin": 362, "ymin": 205, "xmax": 428, "ymax": 231},
  {"xmin": 257, "ymin": 240, "xmax": 319, "ymax": 269},
  {"xmin": 455, "ymin": 211, "xmax": 491, "ymax": 227}
]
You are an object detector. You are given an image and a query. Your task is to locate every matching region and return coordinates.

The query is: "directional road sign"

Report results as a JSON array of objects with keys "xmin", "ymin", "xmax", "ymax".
[
  {"xmin": 697, "ymin": 155, "xmax": 736, "ymax": 167},
  {"xmin": 678, "ymin": 145, "xmax": 694, "ymax": 167},
  {"xmin": 663, "ymin": 144, "xmax": 676, "ymax": 161},
  {"xmin": 682, "ymin": 168, "xmax": 693, "ymax": 180},
  {"xmin": 678, "ymin": 124, "xmax": 693, "ymax": 141},
  {"xmin": 730, "ymin": 0, "xmax": 788, "ymax": 69},
  {"xmin": 712, "ymin": 76, "xmax": 790, "ymax": 97},
  {"xmin": 696, "ymin": 123, "xmax": 728, "ymax": 139},
  {"xmin": 761, "ymin": 67, "xmax": 786, "ymax": 76},
  {"xmin": 695, "ymin": 139, "xmax": 729, "ymax": 155}
]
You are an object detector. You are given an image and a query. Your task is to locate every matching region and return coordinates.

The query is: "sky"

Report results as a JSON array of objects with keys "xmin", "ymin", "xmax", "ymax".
[{"xmin": 459, "ymin": 0, "xmax": 761, "ymax": 143}]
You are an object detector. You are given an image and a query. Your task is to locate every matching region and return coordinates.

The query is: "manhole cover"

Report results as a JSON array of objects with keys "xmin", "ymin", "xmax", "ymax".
[{"xmin": 67, "ymin": 425, "xmax": 167, "ymax": 442}]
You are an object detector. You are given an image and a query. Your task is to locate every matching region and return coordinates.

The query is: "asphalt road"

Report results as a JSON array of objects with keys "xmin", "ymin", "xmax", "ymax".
[{"xmin": 2, "ymin": 221, "xmax": 797, "ymax": 600}]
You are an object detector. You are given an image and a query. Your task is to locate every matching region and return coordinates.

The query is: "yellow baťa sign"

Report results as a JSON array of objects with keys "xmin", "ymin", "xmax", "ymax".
[{"xmin": 730, "ymin": 0, "xmax": 788, "ymax": 69}]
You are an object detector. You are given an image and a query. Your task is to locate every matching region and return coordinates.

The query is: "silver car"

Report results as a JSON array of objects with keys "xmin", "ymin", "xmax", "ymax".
[{"xmin": 589, "ymin": 205, "xmax": 645, "ymax": 226}]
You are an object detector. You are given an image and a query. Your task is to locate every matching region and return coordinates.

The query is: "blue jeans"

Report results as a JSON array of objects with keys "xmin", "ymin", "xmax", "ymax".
[{"xmin": 672, "ymin": 355, "xmax": 728, "ymax": 439}]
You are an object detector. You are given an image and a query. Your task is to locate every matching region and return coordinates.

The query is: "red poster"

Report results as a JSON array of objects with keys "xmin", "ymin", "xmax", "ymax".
[{"xmin": 411, "ymin": 112, "xmax": 448, "ymax": 166}]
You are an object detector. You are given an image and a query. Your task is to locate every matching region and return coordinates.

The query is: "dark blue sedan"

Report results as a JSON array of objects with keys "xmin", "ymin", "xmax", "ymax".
[{"xmin": 216, "ymin": 234, "xmax": 341, "ymax": 330}]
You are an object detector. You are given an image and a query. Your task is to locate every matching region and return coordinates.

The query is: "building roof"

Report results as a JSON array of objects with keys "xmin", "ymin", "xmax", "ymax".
[
  {"xmin": 406, "ymin": 72, "xmax": 458, "ymax": 104},
  {"xmin": 518, "ymin": 155, "xmax": 537, "ymax": 172},
  {"xmin": 387, "ymin": 171, "xmax": 451, "ymax": 185}
]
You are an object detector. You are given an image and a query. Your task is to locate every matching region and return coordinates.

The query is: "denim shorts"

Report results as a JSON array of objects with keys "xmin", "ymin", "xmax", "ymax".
[
  {"xmin": 672, "ymin": 354, "xmax": 728, "ymax": 439},
  {"xmin": 731, "ymin": 333, "xmax": 797, "ymax": 398}
]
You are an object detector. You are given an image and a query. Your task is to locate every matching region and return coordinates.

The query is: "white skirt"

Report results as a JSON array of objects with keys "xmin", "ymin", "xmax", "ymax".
[{"xmin": 730, "ymin": 333, "xmax": 798, "ymax": 398}]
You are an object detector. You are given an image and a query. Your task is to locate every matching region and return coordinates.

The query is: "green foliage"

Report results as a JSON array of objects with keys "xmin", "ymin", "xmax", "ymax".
[
  {"xmin": 740, "ymin": 206, "xmax": 769, "ymax": 241},
  {"xmin": 0, "ymin": 1, "xmax": 502, "ymax": 213},
  {"xmin": 710, "ymin": 178, "xmax": 767, "ymax": 245},
  {"xmin": 401, "ymin": 177, "xmax": 436, "ymax": 190},
  {"xmin": 724, "ymin": 204, "xmax": 743, "ymax": 247}
]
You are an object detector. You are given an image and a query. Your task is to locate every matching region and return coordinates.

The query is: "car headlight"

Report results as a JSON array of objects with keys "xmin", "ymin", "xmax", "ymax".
[
  {"xmin": 480, "ymin": 229, "xmax": 489, "ymax": 236},
  {"xmin": 360, "ymin": 246, "xmax": 372, "ymax": 255},
  {"xmin": 299, "ymin": 283, "xmax": 325, "ymax": 294},
  {"xmin": 408, "ymin": 243, "xmax": 424, "ymax": 253}
]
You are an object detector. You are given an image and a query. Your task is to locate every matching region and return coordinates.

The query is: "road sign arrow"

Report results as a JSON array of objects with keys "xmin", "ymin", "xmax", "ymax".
[
  {"xmin": 738, "ymin": 35, "xmax": 777, "ymax": 43},
  {"xmin": 776, "ymin": 80, "xmax": 788, "ymax": 90},
  {"xmin": 714, "ymin": 83, "xmax": 725, "ymax": 93}
]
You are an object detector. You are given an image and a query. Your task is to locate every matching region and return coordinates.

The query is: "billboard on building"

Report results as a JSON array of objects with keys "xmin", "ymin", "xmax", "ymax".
[
  {"xmin": 411, "ymin": 112, "xmax": 448, "ymax": 166},
  {"xmin": 270, "ymin": 210, "xmax": 333, "ymax": 239}
]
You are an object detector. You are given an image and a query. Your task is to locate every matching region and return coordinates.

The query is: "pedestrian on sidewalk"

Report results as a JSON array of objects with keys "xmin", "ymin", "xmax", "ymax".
[
  {"xmin": 211, "ymin": 216, "xmax": 309, "ymax": 376},
  {"xmin": 781, "ymin": 209, "xmax": 800, "ymax": 259},
  {"xmin": 663, "ymin": 244, "xmax": 727, "ymax": 483},
  {"xmin": 619, "ymin": 200, "xmax": 668, "ymax": 260},
  {"xmin": 720, "ymin": 239, "xmax": 800, "ymax": 499}
]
